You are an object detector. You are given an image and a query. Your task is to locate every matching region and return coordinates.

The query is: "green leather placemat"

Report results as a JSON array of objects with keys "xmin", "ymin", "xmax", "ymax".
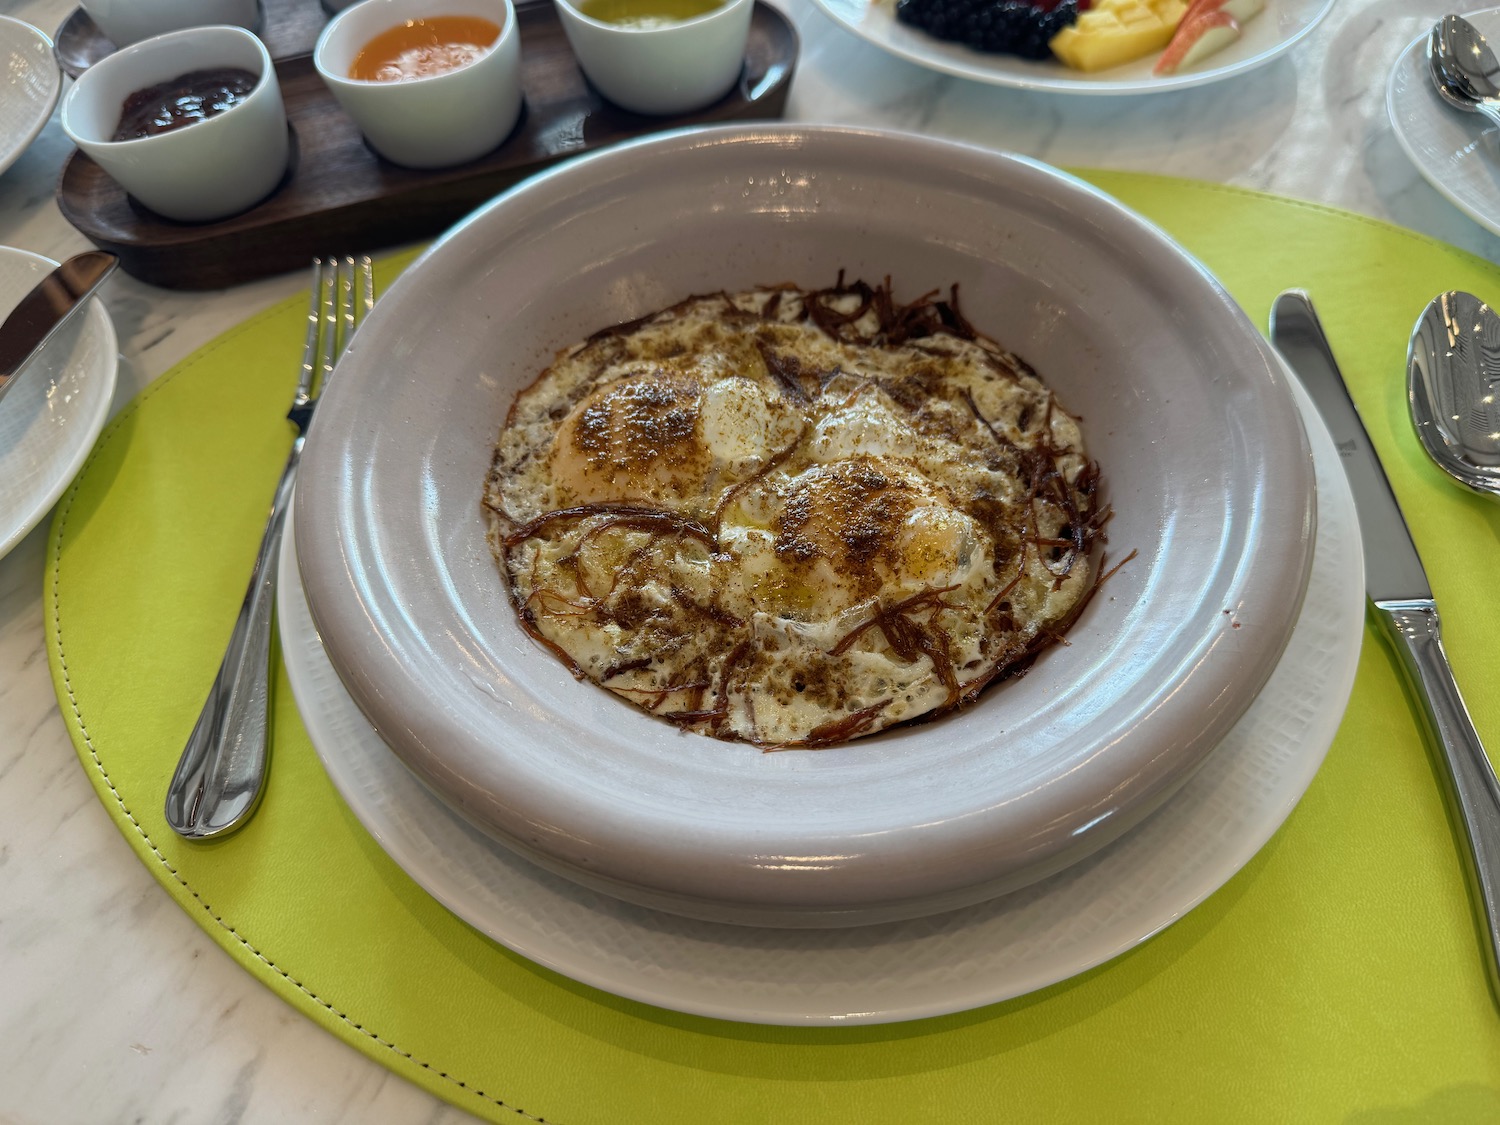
[{"xmin": 46, "ymin": 173, "xmax": 1500, "ymax": 1123}]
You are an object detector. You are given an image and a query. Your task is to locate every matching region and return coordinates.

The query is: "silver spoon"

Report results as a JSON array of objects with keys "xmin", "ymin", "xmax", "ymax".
[
  {"xmin": 1428, "ymin": 14, "xmax": 1500, "ymax": 128},
  {"xmin": 1408, "ymin": 290, "xmax": 1500, "ymax": 500}
]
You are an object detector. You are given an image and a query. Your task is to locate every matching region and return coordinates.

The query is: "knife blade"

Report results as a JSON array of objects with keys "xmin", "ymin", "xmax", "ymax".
[
  {"xmin": 0, "ymin": 250, "xmax": 117, "ymax": 407},
  {"xmin": 1270, "ymin": 289, "xmax": 1500, "ymax": 1004}
]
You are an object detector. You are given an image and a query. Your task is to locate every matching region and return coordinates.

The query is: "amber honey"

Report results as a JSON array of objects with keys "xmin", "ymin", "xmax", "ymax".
[{"xmin": 349, "ymin": 15, "xmax": 502, "ymax": 82}]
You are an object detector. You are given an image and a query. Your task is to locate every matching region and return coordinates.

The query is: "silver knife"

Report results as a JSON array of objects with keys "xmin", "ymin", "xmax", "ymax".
[
  {"xmin": 0, "ymin": 250, "xmax": 118, "ymax": 408},
  {"xmin": 1270, "ymin": 289, "xmax": 1500, "ymax": 1001}
]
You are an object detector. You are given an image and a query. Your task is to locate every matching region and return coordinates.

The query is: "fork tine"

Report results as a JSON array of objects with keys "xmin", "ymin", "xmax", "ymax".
[
  {"xmin": 338, "ymin": 255, "xmax": 356, "ymax": 357},
  {"xmin": 316, "ymin": 257, "xmax": 340, "ymax": 392},
  {"xmin": 355, "ymin": 255, "xmax": 374, "ymax": 336},
  {"xmin": 321, "ymin": 255, "xmax": 374, "ymax": 390},
  {"xmin": 335, "ymin": 254, "xmax": 374, "ymax": 359},
  {"xmin": 293, "ymin": 257, "xmax": 329, "ymax": 410}
]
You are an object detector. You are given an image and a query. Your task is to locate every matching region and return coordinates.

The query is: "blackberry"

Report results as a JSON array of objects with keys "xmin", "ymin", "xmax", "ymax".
[{"xmin": 894, "ymin": 0, "xmax": 1080, "ymax": 60}]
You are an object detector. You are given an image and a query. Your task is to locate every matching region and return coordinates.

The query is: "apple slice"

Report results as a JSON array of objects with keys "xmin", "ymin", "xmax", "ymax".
[
  {"xmin": 1219, "ymin": 0, "xmax": 1263, "ymax": 20},
  {"xmin": 1153, "ymin": 8, "xmax": 1240, "ymax": 75},
  {"xmin": 1178, "ymin": 0, "xmax": 1262, "ymax": 23}
]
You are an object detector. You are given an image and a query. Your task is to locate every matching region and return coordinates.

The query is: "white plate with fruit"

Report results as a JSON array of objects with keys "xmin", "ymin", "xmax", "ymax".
[{"xmin": 810, "ymin": 0, "xmax": 1333, "ymax": 93}]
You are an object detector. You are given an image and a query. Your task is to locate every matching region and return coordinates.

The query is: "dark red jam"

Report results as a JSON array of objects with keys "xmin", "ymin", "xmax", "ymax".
[{"xmin": 111, "ymin": 67, "xmax": 260, "ymax": 142}]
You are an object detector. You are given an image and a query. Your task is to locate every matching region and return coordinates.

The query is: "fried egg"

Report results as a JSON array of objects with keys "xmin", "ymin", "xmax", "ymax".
[{"xmin": 484, "ymin": 279, "xmax": 1106, "ymax": 747}]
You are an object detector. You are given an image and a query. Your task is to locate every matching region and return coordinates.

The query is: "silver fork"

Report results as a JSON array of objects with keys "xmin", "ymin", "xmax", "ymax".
[{"xmin": 165, "ymin": 255, "xmax": 375, "ymax": 840}]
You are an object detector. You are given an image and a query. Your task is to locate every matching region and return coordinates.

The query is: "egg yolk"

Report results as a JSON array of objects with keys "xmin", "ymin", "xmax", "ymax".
[
  {"xmin": 549, "ymin": 371, "xmax": 707, "ymax": 509},
  {"xmin": 719, "ymin": 458, "xmax": 981, "ymax": 619},
  {"xmin": 548, "ymin": 368, "xmax": 798, "ymax": 514}
]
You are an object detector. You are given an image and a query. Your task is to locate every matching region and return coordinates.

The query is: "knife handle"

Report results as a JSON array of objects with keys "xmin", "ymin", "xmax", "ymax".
[{"xmin": 1376, "ymin": 601, "xmax": 1500, "ymax": 999}]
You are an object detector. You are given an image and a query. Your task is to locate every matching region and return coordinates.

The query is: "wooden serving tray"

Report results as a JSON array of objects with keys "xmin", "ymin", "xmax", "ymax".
[{"xmin": 54, "ymin": 1, "xmax": 798, "ymax": 289}]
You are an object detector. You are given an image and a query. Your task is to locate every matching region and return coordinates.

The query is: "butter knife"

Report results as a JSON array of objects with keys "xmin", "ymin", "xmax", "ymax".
[
  {"xmin": 1270, "ymin": 289, "xmax": 1500, "ymax": 1001},
  {"xmin": 0, "ymin": 250, "xmax": 117, "ymax": 408}
]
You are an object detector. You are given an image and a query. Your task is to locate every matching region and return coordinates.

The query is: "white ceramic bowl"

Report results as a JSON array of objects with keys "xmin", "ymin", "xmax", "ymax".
[
  {"xmin": 554, "ymin": 0, "xmax": 753, "ymax": 115},
  {"xmin": 0, "ymin": 247, "xmax": 118, "ymax": 562},
  {"xmin": 314, "ymin": 0, "xmax": 522, "ymax": 170},
  {"xmin": 81, "ymin": 0, "xmax": 260, "ymax": 48},
  {"xmin": 59, "ymin": 25, "xmax": 287, "ymax": 223},
  {"xmin": 293, "ymin": 125, "xmax": 1317, "ymax": 928},
  {"xmin": 0, "ymin": 17, "xmax": 62, "ymax": 179}
]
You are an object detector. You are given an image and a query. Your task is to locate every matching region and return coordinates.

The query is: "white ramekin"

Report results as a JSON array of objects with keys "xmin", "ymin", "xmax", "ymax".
[
  {"xmin": 60, "ymin": 25, "xmax": 288, "ymax": 223},
  {"xmin": 314, "ymin": 0, "xmax": 522, "ymax": 170}
]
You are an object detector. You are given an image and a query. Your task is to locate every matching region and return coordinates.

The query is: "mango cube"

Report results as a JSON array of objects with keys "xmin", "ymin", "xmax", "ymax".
[{"xmin": 1049, "ymin": 0, "xmax": 1189, "ymax": 72}]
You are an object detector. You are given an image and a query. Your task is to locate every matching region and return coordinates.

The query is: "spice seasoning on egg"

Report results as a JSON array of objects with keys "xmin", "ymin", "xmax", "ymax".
[
  {"xmin": 349, "ymin": 16, "xmax": 502, "ymax": 81},
  {"xmin": 111, "ymin": 68, "xmax": 259, "ymax": 142},
  {"xmin": 486, "ymin": 277, "xmax": 1118, "ymax": 748}
]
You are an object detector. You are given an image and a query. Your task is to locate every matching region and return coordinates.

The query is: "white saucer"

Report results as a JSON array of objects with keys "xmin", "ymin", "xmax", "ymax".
[
  {"xmin": 277, "ymin": 360, "xmax": 1362, "ymax": 1026},
  {"xmin": 0, "ymin": 17, "xmax": 62, "ymax": 179},
  {"xmin": 1388, "ymin": 9, "xmax": 1500, "ymax": 238},
  {"xmin": 808, "ymin": 0, "xmax": 1334, "ymax": 95},
  {"xmin": 0, "ymin": 248, "xmax": 118, "ymax": 561}
]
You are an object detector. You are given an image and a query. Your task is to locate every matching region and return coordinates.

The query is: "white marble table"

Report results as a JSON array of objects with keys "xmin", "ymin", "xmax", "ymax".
[{"xmin": 0, "ymin": 0, "xmax": 1487, "ymax": 1119}]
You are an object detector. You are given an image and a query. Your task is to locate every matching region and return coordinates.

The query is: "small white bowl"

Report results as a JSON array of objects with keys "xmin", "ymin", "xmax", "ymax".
[
  {"xmin": 81, "ymin": 0, "xmax": 261, "ymax": 48},
  {"xmin": 314, "ymin": 0, "xmax": 522, "ymax": 170},
  {"xmin": 60, "ymin": 26, "xmax": 288, "ymax": 223},
  {"xmin": 554, "ymin": 0, "xmax": 753, "ymax": 116}
]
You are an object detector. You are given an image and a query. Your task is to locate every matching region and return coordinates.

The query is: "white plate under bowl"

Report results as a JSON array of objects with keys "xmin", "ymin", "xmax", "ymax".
[
  {"xmin": 0, "ymin": 17, "xmax": 62, "ymax": 178},
  {"xmin": 808, "ymin": 0, "xmax": 1334, "ymax": 95},
  {"xmin": 0, "ymin": 247, "xmax": 118, "ymax": 560},
  {"xmin": 293, "ymin": 125, "xmax": 1316, "ymax": 928},
  {"xmin": 278, "ymin": 366, "xmax": 1362, "ymax": 1025},
  {"xmin": 1387, "ymin": 8, "xmax": 1500, "ymax": 238}
]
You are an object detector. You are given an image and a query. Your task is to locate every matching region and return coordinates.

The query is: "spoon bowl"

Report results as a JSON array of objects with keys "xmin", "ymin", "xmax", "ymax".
[
  {"xmin": 1408, "ymin": 290, "xmax": 1500, "ymax": 500},
  {"xmin": 1428, "ymin": 14, "xmax": 1500, "ymax": 125}
]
